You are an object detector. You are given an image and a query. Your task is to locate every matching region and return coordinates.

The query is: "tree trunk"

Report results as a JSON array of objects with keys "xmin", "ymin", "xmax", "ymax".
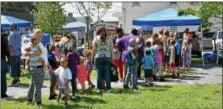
[{"xmin": 86, "ymin": 16, "xmax": 90, "ymax": 49}]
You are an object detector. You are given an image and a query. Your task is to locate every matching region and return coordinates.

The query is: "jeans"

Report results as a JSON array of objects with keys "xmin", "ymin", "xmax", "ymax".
[
  {"xmin": 95, "ymin": 57, "xmax": 111, "ymax": 90},
  {"xmin": 124, "ymin": 63, "xmax": 137, "ymax": 88},
  {"xmin": 1, "ymin": 59, "xmax": 8, "ymax": 94},
  {"xmin": 9, "ymin": 56, "xmax": 21, "ymax": 78}
]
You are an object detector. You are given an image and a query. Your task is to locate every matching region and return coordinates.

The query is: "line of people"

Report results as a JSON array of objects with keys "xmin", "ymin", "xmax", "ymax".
[{"xmin": 1, "ymin": 24, "xmax": 192, "ymax": 105}]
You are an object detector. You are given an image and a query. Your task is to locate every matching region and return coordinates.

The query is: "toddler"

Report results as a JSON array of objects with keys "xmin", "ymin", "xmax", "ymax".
[
  {"xmin": 142, "ymin": 50, "xmax": 154, "ymax": 86},
  {"xmin": 77, "ymin": 57, "xmax": 88, "ymax": 91}
]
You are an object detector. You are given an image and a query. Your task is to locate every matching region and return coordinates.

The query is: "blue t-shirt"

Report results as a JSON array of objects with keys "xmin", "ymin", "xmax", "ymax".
[
  {"xmin": 174, "ymin": 41, "xmax": 181, "ymax": 56},
  {"xmin": 142, "ymin": 55, "xmax": 154, "ymax": 69}
]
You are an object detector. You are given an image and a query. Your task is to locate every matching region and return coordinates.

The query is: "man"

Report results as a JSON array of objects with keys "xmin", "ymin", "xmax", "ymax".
[
  {"xmin": 1, "ymin": 27, "xmax": 10, "ymax": 98},
  {"xmin": 8, "ymin": 23, "xmax": 22, "ymax": 86},
  {"xmin": 158, "ymin": 28, "xmax": 164, "ymax": 39}
]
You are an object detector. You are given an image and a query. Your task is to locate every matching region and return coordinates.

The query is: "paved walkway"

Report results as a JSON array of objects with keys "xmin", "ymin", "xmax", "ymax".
[{"xmin": 5, "ymin": 63, "xmax": 222, "ymax": 99}]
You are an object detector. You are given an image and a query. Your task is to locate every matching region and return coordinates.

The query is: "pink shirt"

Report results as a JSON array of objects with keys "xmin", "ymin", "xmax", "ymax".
[{"xmin": 154, "ymin": 45, "xmax": 163, "ymax": 64}]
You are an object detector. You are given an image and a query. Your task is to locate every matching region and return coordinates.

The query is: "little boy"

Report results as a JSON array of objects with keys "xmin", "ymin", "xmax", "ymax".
[
  {"xmin": 123, "ymin": 39, "xmax": 138, "ymax": 89},
  {"xmin": 54, "ymin": 57, "xmax": 72, "ymax": 105},
  {"xmin": 142, "ymin": 50, "xmax": 154, "ymax": 86}
]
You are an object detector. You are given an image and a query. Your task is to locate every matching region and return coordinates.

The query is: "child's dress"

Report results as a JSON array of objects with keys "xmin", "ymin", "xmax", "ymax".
[
  {"xmin": 182, "ymin": 46, "xmax": 190, "ymax": 67},
  {"xmin": 77, "ymin": 64, "xmax": 88, "ymax": 83}
]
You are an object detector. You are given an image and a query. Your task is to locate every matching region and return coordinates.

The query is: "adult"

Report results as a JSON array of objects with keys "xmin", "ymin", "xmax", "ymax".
[
  {"xmin": 1, "ymin": 28, "xmax": 10, "ymax": 98},
  {"xmin": 8, "ymin": 23, "xmax": 22, "ymax": 86},
  {"xmin": 24, "ymin": 29, "xmax": 47, "ymax": 105},
  {"xmin": 113, "ymin": 27, "xmax": 125, "ymax": 81},
  {"xmin": 158, "ymin": 28, "xmax": 164, "ymax": 39},
  {"xmin": 55, "ymin": 34, "xmax": 74, "ymax": 58},
  {"xmin": 92, "ymin": 26, "xmax": 113, "ymax": 93},
  {"xmin": 136, "ymin": 30, "xmax": 145, "ymax": 79},
  {"xmin": 52, "ymin": 35, "xmax": 61, "ymax": 60}
]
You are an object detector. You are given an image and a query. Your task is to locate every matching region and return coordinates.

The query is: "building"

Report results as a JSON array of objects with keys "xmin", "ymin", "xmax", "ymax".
[{"xmin": 114, "ymin": 2, "xmax": 202, "ymax": 33}]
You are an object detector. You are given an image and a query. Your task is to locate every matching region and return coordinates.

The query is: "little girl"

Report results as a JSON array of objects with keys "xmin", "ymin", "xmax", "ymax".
[
  {"xmin": 77, "ymin": 56, "xmax": 88, "ymax": 91},
  {"xmin": 83, "ymin": 49, "xmax": 95, "ymax": 89},
  {"xmin": 181, "ymin": 40, "xmax": 191, "ymax": 69}
]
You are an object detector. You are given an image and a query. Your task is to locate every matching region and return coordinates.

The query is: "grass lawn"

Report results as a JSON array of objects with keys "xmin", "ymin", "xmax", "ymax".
[{"xmin": 1, "ymin": 83, "xmax": 222, "ymax": 109}]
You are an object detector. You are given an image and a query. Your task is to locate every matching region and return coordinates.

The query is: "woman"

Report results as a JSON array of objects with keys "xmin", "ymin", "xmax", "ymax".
[{"xmin": 92, "ymin": 26, "xmax": 113, "ymax": 93}]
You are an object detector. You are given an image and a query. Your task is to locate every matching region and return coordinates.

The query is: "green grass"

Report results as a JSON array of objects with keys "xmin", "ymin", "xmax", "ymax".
[
  {"xmin": 7, "ymin": 69, "xmax": 50, "ymax": 85},
  {"xmin": 1, "ymin": 83, "xmax": 222, "ymax": 109}
]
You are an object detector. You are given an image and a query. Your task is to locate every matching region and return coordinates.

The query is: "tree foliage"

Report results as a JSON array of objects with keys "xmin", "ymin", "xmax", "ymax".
[
  {"xmin": 33, "ymin": 2, "xmax": 67, "ymax": 35},
  {"xmin": 1, "ymin": 2, "xmax": 35, "ymax": 14},
  {"xmin": 178, "ymin": 2, "xmax": 223, "ymax": 33}
]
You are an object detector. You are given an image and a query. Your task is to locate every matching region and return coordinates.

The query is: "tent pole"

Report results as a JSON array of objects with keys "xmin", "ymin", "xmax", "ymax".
[{"xmin": 201, "ymin": 23, "xmax": 204, "ymax": 67}]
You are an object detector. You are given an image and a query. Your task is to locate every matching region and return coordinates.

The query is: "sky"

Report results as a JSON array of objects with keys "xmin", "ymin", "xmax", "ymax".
[{"xmin": 63, "ymin": 2, "xmax": 122, "ymax": 22}]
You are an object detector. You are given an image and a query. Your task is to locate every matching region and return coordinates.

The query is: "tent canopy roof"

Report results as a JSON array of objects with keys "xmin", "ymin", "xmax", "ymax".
[
  {"xmin": 63, "ymin": 21, "xmax": 86, "ymax": 29},
  {"xmin": 1, "ymin": 15, "xmax": 33, "ymax": 28},
  {"xmin": 133, "ymin": 8, "xmax": 202, "ymax": 27}
]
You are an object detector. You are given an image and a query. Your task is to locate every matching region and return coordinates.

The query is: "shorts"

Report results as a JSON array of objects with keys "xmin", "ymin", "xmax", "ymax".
[
  {"xmin": 59, "ymin": 88, "xmax": 70, "ymax": 96},
  {"xmin": 168, "ymin": 63, "xmax": 176, "ymax": 68},
  {"xmin": 164, "ymin": 55, "xmax": 170, "ymax": 63},
  {"xmin": 144, "ymin": 69, "xmax": 153, "ymax": 78},
  {"xmin": 50, "ymin": 72, "xmax": 57, "ymax": 84}
]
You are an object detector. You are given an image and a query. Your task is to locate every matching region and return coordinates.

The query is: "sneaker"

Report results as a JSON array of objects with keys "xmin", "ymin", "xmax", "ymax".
[
  {"xmin": 9, "ymin": 80, "xmax": 17, "ymax": 87},
  {"xmin": 14, "ymin": 80, "xmax": 21, "ymax": 86},
  {"xmin": 49, "ymin": 96, "xmax": 56, "ymax": 100},
  {"xmin": 149, "ymin": 82, "xmax": 154, "ymax": 86},
  {"xmin": 145, "ymin": 83, "xmax": 149, "ymax": 87},
  {"xmin": 36, "ymin": 101, "xmax": 42, "ymax": 106},
  {"xmin": 1, "ymin": 94, "xmax": 9, "ymax": 98},
  {"xmin": 160, "ymin": 77, "xmax": 166, "ymax": 82},
  {"xmin": 90, "ymin": 85, "xmax": 95, "ymax": 89},
  {"xmin": 27, "ymin": 100, "xmax": 33, "ymax": 105},
  {"xmin": 71, "ymin": 96, "xmax": 76, "ymax": 101},
  {"xmin": 123, "ymin": 84, "xmax": 129, "ymax": 89},
  {"xmin": 106, "ymin": 89, "xmax": 112, "ymax": 93}
]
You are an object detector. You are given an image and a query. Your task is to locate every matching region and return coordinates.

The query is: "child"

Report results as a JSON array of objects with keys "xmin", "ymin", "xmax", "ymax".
[
  {"xmin": 168, "ymin": 40, "xmax": 178, "ymax": 78},
  {"xmin": 123, "ymin": 38, "xmax": 138, "ymax": 89},
  {"xmin": 25, "ymin": 37, "xmax": 45, "ymax": 69},
  {"xmin": 77, "ymin": 57, "xmax": 88, "ymax": 91},
  {"xmin": 83, "ymin": 49, "xmax": 95, "ymax": 88},
  {"xmin": 142, "ymin": 50, "xmax": 154, "ymax": 86},
  {"xmin": 154, "ymin": 38, "xmax": 165, "ymax": 81},
  {"xmin": 66, "ymin": 47, "xmax": 80, "ymax": 100},
  {"xmin": 47, "ymin": 44, "xmax": 59, "ymax": 100},
  {"xmin": 54, "ymin": 57, "xmax": 72, "ymax": 105},
  {"xmin": 164, "ymin": 39, "xmax": 171, "ymax": 71},
  {"xmin": 181, "ymin": 40, "xmax": 190, "ymax": 69}
]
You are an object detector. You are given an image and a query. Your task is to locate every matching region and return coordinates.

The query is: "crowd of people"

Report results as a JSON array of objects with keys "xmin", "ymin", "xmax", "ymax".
[{"xmin": 1, "ymin": 24, "xmax": 193, "ymax": 105}]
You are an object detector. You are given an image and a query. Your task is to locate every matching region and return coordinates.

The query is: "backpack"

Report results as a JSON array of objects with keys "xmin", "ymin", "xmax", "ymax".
[{"xmin": 110, "ymin": 63, "xmax": 119, "ymax": 82}]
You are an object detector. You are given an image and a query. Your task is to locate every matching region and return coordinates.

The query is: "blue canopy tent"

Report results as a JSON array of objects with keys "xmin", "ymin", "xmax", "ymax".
[
  {"xmin": 133, "ymin": 8, "xmax": 205, "ymax": 67},
  {"xmin": 1, "ymin": 15, "xmax": 33, "ymax": 31},
  {"xmin": 133, "ymin": 8, "xmax": 201, "ymax": 26}
]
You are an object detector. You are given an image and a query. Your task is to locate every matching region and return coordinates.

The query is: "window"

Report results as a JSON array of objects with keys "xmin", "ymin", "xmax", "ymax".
[
  {"xmin": 132, "ymin": 2, "xmax": 140, "ymax": 7},
  {"xmin": 169, "ymin": 2, "xmax": 177, "ymax": 5}
]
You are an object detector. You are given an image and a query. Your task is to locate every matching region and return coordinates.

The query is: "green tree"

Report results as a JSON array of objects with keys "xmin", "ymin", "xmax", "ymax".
[
  {"xmin": 178, "ymin": 2, "xmax": 223, "ymax": 33},
  {"xmin": 33, "ymin": 2, "xmax": 66, "ymax": 35},
  {"xmin": 70, "ymin": 2, "xmax": 112, "ymax": 48},
  {"xmin": 1, "ymin": 2, "xmax": 35, "ymax": 14}
]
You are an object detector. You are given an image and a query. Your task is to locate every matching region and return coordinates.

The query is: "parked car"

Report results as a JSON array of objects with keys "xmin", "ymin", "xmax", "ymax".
[{"xmin": 177, "ymin": 31, "xmax": 201, "ymax": 57}]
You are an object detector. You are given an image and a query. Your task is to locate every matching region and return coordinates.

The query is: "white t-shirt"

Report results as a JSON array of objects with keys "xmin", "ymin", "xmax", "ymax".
[{"xmin": 54, "ymin": 67, "xmax": 72, "ymax": 89}]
